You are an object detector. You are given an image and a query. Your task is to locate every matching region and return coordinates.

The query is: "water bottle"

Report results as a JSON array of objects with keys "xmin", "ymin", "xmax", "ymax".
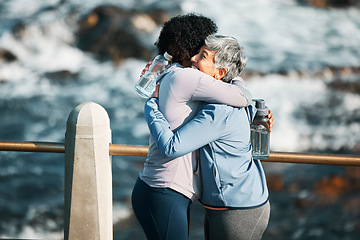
[
  {"xmin": 134, "ymin": 52, "xmax": 172, "ymax": 98},
  {"xmin": 251, "ymin": 99, "xmax": 270, "ymax": 160}
]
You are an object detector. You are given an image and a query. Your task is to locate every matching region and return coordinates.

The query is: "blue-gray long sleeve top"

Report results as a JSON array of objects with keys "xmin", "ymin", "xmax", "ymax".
[{"xmin": 144, "ymin": 98, "xmax": 269, "ymax": 208}]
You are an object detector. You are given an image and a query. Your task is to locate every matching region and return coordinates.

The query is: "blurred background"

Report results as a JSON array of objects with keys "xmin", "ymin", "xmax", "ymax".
[{"xmin": 0, "ymin": 0, "xmax": 359, "ymax": 239}]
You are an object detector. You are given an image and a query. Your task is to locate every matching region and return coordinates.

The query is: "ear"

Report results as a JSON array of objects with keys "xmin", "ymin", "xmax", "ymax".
[{"xmin": 215, "ymin": 68, "xmax": 227, "ymax": 80}]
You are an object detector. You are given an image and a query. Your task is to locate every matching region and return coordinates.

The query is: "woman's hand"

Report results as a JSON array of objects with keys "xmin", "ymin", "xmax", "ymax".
[
  {"xmin": 268, "ymin": 110, "xmax": 274, "ymax": 132},
  {"xmin": 140, "ymin": 59, "xmax": 154, "ymax": 77},
  {"xmin": 151, "ymin": 83, "xmax": 160, "ymax": 98}
]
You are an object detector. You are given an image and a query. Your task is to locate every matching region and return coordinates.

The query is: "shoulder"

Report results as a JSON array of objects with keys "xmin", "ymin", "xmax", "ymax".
[
  {"xmin": 232, "ymin": 76, "xmax": 245, "ymax": 82},
  {"xmin": 230, "ymin": 76, "xmax": 247, "ymax": 86},
  {"xmin": 167, "ymin": 66, "xmax": 215, "ymax": 91},
  {"xmin": 173, "ymin": 66, "xmax": 209, "ymax": 79}
]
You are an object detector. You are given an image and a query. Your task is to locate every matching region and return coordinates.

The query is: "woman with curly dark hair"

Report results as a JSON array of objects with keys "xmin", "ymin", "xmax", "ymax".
[
  {"xmin": 131, "ymin": 14, "xmax": 252, "ymax": 240},
  {"xmin": 155, "ymin": 13, "xmax": 218, "ymax": 67}
]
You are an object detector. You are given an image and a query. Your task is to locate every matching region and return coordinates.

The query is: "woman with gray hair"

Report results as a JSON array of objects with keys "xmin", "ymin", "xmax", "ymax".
[
  {"xmin": 203, "ymin": 35, "xmax": 248, "ymax": 82},
  {"xmin": 190, "ymin": 35, "xmax": 252, "ymax": 105},
  {"xmin": 132, "ymin": 14, "xmax": 254, "ymax": 240},
  {"xmin": 145, "ymin": 35, "xmax": 271, "ymax": 239}
]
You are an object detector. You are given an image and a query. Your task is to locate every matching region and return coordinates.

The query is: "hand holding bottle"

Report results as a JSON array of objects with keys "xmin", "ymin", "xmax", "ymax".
[
  {"xmin": 140, "ymin": 59, "xmax": 154, "ymax": 77},
  {"xmin": 135, "ymin": 52, "xmax": 172, "ymax": 98},
  {"xmin": 268, "ymin": 110, "xmax": 274, "ymax": 132},
  {"xmin": 251, "ymin": 99, "xmax": 271, "ymax": 160}
]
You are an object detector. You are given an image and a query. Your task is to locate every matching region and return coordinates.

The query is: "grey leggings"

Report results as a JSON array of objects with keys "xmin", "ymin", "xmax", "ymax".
[{"xmin": 204, "ymin": 201, "xmax": 270, "ymax": 240}]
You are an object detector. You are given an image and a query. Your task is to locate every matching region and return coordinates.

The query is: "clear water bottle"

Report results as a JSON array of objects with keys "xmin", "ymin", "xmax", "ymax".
[
  {"xmin": 251, "ymin": 99, "xmax": 270, "ymax": 160},
  {"xmin": 134, "ymin": 52, "xmax": 172, "ymax": 98}
]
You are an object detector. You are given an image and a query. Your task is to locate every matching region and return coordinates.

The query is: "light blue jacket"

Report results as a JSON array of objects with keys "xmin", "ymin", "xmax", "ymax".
[
  {"xmin": 140, "ymin": 63, "xmax": 252, "ymax": 201},
  {"xmin": 145, "ymin": 98, "xmax": 269, "ymax": 208}
]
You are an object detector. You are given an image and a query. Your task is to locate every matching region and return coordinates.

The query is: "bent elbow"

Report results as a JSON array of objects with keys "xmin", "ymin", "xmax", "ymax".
[{"xmin": 159, "ymin": 145, "xmax": 181, "ymax": 159}]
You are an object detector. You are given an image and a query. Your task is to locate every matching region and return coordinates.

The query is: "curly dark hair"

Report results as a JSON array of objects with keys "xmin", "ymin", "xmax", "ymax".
[{"xmin": 155, "ymin": 13, "xmax": 218, "ymax": 65}]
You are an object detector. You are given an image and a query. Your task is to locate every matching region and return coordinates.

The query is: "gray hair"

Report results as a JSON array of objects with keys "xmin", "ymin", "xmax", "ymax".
[{"xmin": 205, "ymin": 35, "xmax": 247, "ymax": 82}]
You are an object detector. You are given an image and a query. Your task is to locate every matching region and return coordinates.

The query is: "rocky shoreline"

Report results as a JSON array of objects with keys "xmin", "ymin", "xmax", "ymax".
[
  {"xmin": 1, "ymin": 1, "xmax": 360, "ymax": 84},
  {"xmin": 112, "ymin": 164, "xmax": 360, "ymax": 240}
]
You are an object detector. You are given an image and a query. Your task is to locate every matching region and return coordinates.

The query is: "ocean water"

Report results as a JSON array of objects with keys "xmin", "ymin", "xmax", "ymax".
[{"xmin": 0, "ymin": 0, "xmax": 359, "ymax": 238}]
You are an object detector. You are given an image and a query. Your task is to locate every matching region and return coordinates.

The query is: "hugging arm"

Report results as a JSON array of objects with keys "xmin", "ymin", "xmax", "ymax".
[
  {"xmin": 144, "ymin": 98, "xmax": 223, "ymax": 159},
  {"xmin": 191, "ymin": 75, "xmax": 252, "ymax": 107}
]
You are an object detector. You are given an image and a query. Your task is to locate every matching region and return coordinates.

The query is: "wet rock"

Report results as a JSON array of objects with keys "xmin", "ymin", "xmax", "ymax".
[
  {"xmin": 343, "ymin": 197, "xmax": 360, "ymax": 214},
  {"xmin": 295, "ymin": 89, "xmax": 360, "ymax": 129},
  {"xmin": 321, "ymin": 66, "xmax": 360, "ymax": 95},
  {"xmin": 264, "ymin": 163, "xmax": 360, "ymax": 239},
  {"xmin": 76, "ymin": 5, "xmax": 170, "ymax": 65},
  {"xmin": 295, "ymin": 94, "xmax": 345, "ymax": 126},
  {"xmin": 295, "ymin": 198, "xmax": 309, "ymax": 209},
  {"xmin": 298, "ymin": 0, "xmax": 360, "ymax": 8},
  {"xmin": 147, "ymin": 9, "xmax": 172, "ymax": 25},
  {"xmin": 0, "ymin": 48, "xmax": 17, "ymax": 62},
  {"xmin": 266, "ymin": 174, "xmax": 285, "ymax": 192},
  {"xmin": 345, "ymin": 166, "xmax": 360, "ymax": 180},
  {"xmin": 316, "ymin": 66, "xmax": 360, "ymax": 78},
  {"xmin": 344, "ymin": 166, "xmax": 360, "ymax": 189},
  {"xmin": 240, "ymin": 70, "xmax": 265, "ymax": 79},
  {"xmin": 44, "ymin": 70, "xmax": 79, "ymax": 84},
  {"xmin": 314, "ymin": 175, "xmax": 348, "ymax": 196},
  {"xmin": 295, "ymin": 167, "xmax": 360, "ymax": 208},
  {"xmin": 287, "ymin": 182, "xmax": 300, "ymax": 193},
  {"xmin": 327, "ymin": 80, "xmax": 360, "ymax": 94}
]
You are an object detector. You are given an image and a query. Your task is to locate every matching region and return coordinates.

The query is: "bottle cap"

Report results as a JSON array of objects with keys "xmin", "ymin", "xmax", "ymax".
[
  {"xmin": 164, "ymin": 52, "xmax": 173, "ymax": 61},
  {"xmin": 254, "ymin": 99, "xmax": 269, "ymax": 116}
]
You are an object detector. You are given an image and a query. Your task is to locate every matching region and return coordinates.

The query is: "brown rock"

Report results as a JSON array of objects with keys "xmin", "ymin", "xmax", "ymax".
[
  {"xmin": 301, "ymin": 0, "xmax": 359, "ymax": 8},
  {"xmin": 0, "ymin": 48, "xmax": 17, "ymax": 62},
  {"xmin": 76, "ymin": 5, "xmax": 170, "ymax": 65},
  {"xmin": 266, "ymin": 174, "xmax": 284, "ymax": 192},
  {"xmin": 327, "ymin": 80, "xmax": 360, "ymax": 94},
  {"xmin": 287, "ymin": 182, "xmax": 300, "ymax": 193},
  {"xmin": 344, "ymin": 167, "xmax": 360, "ymax": 190},
  {"xmin": 308, "ymin": 0, "xmax": 329, "ymax": 8},
  {"xmin": 295, "ymin": 198, "xmax": 309, "ymax": 209},
  {"xmin": 342, "ymin": 197, "xmax": 360, "ymax": 213},
  {"xmin": 345, "ymin": 166, "xmax": 360, "ymax": 180},
  {"xmin": 314, "ymin": 175, "xmax": 348, "ymax": 196}
]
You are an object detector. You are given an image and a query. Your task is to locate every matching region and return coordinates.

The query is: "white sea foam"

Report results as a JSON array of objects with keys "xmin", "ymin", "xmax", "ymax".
[{"xmin": 113, "ymin": 202, "xmax": 132, "ymax": 223}]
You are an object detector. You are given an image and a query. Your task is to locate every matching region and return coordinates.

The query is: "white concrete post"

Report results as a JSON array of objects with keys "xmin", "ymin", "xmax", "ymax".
[{"xmin": 64, "ymin": 102, "xmax": 112, "ymax": 240}]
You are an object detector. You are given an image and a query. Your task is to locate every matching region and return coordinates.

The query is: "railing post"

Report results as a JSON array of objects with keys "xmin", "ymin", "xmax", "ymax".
[{"xmin": 64, "ymin": 102, "xmax": 112, "ymax": 240}]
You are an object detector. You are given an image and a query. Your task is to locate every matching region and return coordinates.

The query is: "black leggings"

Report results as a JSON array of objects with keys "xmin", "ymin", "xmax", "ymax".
[{"xmin": 131, "ymin": 178, "xmax": 192, "ymax": 240}]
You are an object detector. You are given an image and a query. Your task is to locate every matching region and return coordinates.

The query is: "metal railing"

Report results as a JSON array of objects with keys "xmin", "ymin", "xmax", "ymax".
[{"xmin": 1, "ymin": 140, "xmax": 359, "ymax": 165}]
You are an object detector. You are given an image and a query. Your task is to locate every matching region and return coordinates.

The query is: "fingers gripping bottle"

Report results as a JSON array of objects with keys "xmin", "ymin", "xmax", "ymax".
[
  {"xmin": 251, "ymin": 99, "xmax": 270, "ymax": 160},
  {"xmin": 134, "ymin": 52, "xmax": 172, "ymax": 98}
]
